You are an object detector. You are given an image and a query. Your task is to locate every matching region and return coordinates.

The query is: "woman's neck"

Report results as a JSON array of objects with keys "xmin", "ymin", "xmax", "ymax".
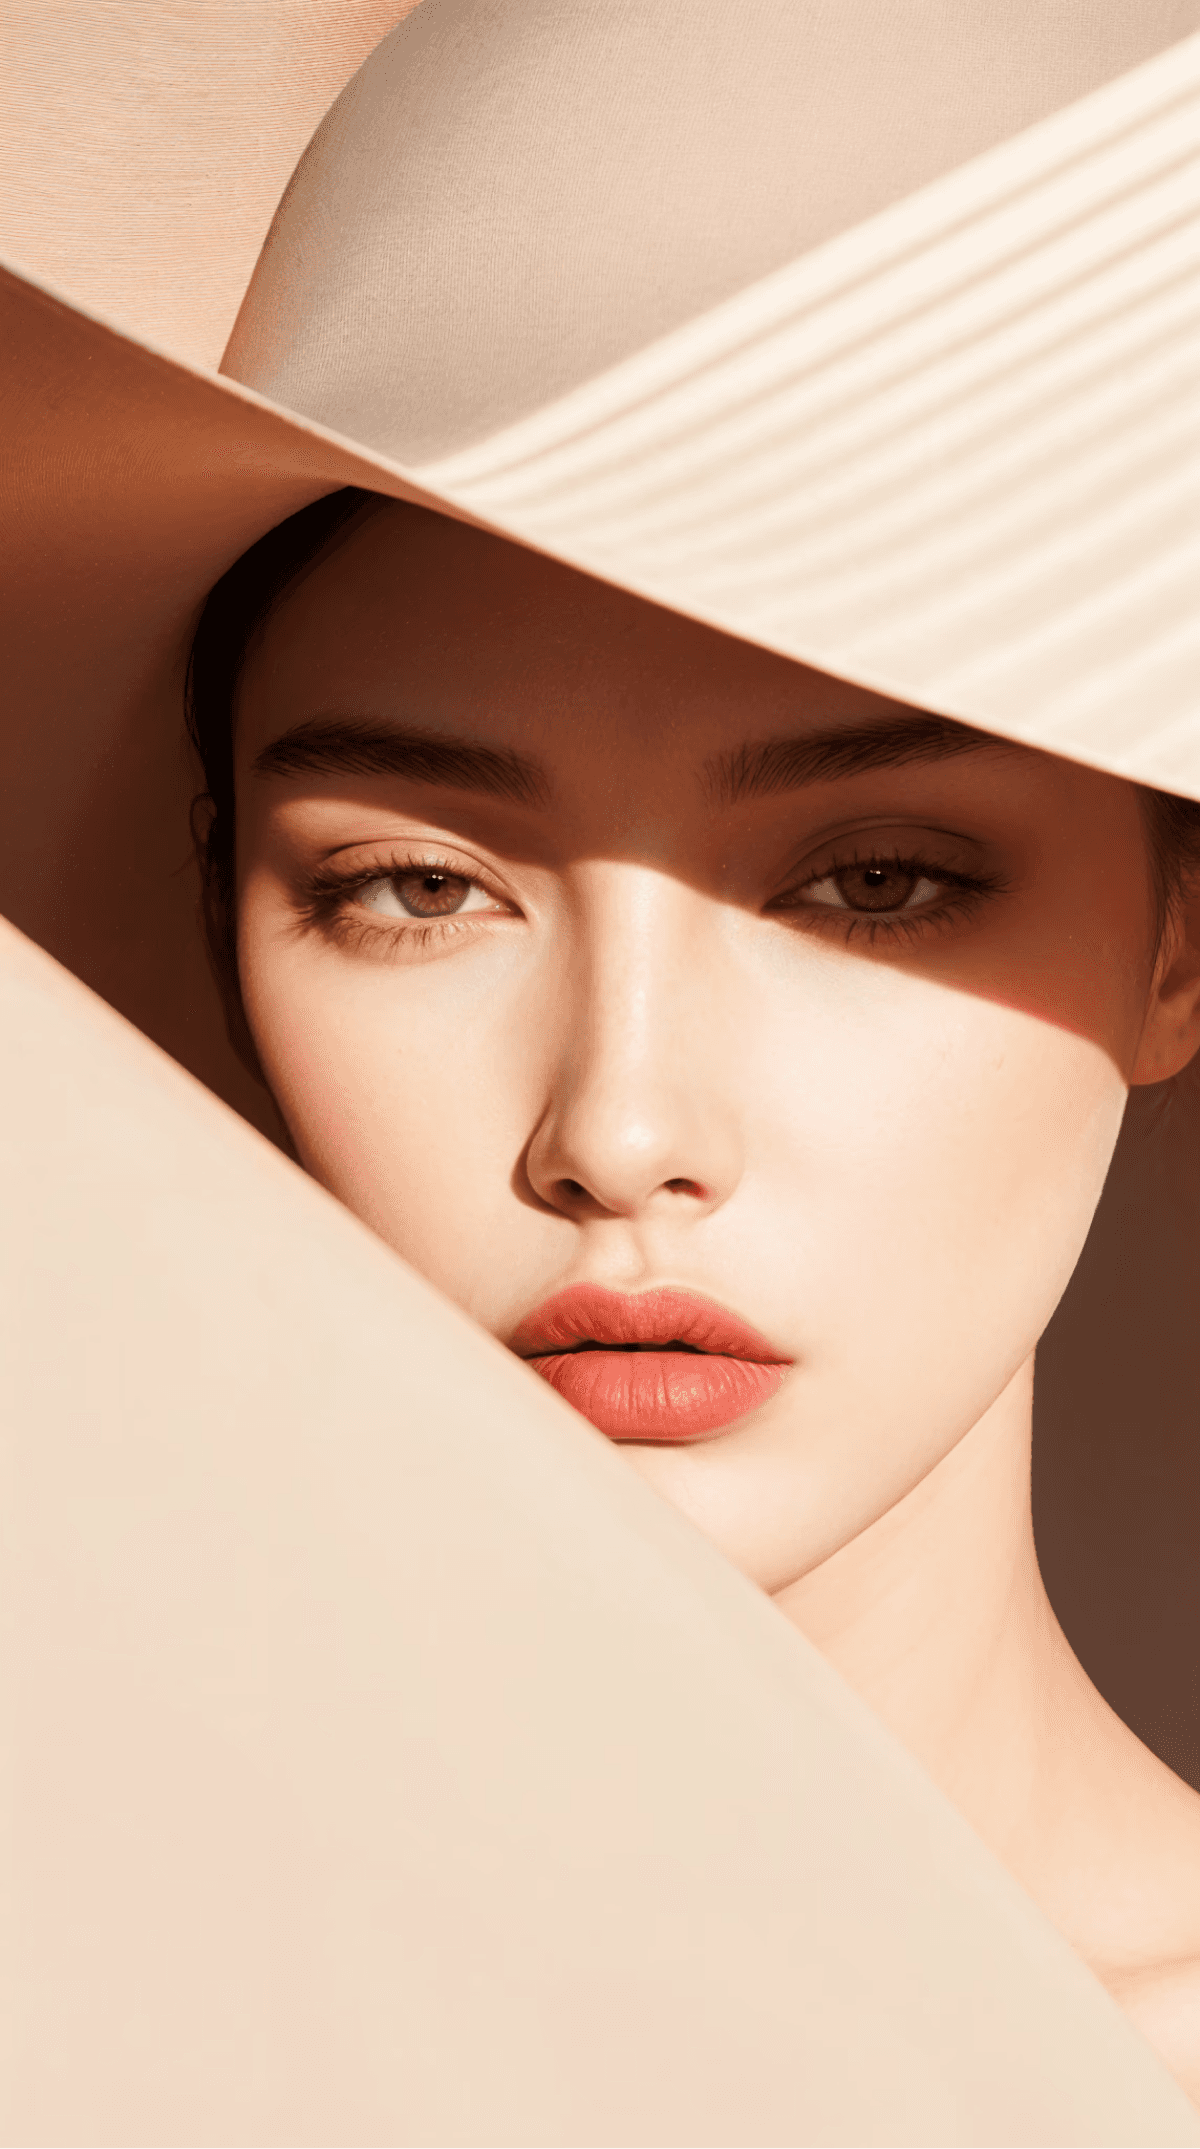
[{"xmin": 772, "ymin": 1355, "xmax": 1200, "ymax": 1981}]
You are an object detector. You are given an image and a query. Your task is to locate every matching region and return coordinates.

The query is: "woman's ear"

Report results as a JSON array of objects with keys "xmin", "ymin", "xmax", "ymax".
[{"xmin": 1131, "ymin": 876, "xmax": 1200, "ymax": 1086}]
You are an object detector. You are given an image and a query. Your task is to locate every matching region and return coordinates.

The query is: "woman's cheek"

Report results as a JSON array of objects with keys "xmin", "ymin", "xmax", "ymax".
[
  {"xmin": 238, "ymin": 918, "xmax": 540, "ymax": 1284},
  {"xmin": 795, "ymin": 981, "xmax": 1127, "ymax": 1439}
]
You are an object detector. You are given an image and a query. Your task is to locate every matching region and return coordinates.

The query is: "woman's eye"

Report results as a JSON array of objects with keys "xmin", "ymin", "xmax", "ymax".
[
  {"xmin": 801, "ymin": 863, "xmax": 943, "ymax": 913},
  {"xmin": 354, "ymin": 869, "xmax": 493, "ymax": 920}
]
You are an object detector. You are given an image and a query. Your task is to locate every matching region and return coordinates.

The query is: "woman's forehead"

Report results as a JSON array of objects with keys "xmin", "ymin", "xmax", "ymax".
[
  {"xmin": 235, "ymin": 501, "xmax": 1135, "ymax": 844},
  {"xmin": 243, "ymin": 499, "xmax": 994, "ymax": 772},
  {"xmin": 233, "ymin": 505, "xmax": 1150, "ymax": 967}
]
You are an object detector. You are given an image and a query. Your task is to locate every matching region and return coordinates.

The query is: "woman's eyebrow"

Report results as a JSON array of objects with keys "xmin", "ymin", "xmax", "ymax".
[
  {"xmin": 251, "ymin": 716, "xmax": 550, "ymax": 807},
  {"xmin": 706, "ymin": 714, "xmax": 1021, "ymax": 804}
]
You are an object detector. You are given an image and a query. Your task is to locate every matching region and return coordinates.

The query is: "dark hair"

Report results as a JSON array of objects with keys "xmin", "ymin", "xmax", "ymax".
[
  {"xmin": 186, "ymin": 488, "xmax": 1200, "ymax": 1001},
  {"xmin": 1141, "ymin": 787, "xmax": 1200, "ymax": 954},
  {"xmin": 186, "ymin": 486, "xmax": 380, "ymax": 996}
]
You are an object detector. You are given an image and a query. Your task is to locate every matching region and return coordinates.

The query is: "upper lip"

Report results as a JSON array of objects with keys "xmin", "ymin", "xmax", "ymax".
[{"xmin": 509, "ymin": 1283, "xmax": 789, "ymax": 1363}]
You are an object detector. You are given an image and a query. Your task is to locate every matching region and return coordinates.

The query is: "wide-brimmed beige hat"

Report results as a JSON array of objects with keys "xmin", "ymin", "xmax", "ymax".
[{"xmin": 3, "ymin": 4, "xmax": 1200, "ymax": 2141}]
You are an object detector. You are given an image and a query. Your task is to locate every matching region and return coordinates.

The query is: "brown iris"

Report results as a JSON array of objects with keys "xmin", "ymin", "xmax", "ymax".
[
  {"xmin": 393, "ymin": 871, "xmax": 473, "ymax": 917},
  {"xmin": 834, "ymin": 863, "xmax": 921, "ymax": 912}
]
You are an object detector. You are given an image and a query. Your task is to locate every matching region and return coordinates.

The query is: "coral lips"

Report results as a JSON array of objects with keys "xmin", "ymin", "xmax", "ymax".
[{"xmin": 510, "ymin": 1284, "xmax": 789, "ymax": 1442}]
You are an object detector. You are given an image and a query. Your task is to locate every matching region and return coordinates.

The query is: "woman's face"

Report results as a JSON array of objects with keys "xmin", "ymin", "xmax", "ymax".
[{"xmin": 234, "ymin": 502, "xmax": 1166, "ymax": 1591}]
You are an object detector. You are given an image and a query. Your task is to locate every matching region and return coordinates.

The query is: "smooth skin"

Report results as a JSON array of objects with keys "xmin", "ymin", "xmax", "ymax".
[{"xmin": 232, "ymin": 500, "xmax": 1200, "ymax": 2104}]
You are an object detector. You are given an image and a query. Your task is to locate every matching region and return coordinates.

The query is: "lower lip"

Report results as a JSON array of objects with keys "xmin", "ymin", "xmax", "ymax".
[{"xmin": 528, "ymin": 1350, "xmax": 786, "ymax": 1441}]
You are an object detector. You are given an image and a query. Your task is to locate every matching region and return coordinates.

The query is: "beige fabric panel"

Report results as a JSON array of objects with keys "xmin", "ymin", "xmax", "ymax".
[
  {"xmin": 0, "ymin": 1, "xmax": 419, "ymax": 367},
  {"xmin": 2, "ymin": 915, "xmax": 1197, "ymax": 2148},
  {"xmin": 6, "ymin": 3, "xmax": 1191, "ymax": 395},
  {"xmin": 229, "ymin": 0, "xmax": 1200, "ymax": 458}
]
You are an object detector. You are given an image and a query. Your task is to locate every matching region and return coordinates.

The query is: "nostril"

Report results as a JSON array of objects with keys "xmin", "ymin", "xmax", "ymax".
[{"xmin": 550, "ymin": 1174, "xmax": 708, "ymax": 1209}]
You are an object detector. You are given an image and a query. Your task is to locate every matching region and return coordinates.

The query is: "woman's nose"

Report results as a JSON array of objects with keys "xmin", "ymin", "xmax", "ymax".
[{"xmin": 523, "ymin": 868, "xmax": 743, "ymax": 1222}]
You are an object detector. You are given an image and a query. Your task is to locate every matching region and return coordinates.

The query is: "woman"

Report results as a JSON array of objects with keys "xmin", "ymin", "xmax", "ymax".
[
  {"xmin": 188, "ymin": 478, "xmax": 1200, "ymax": 2099},
  {"xmin": 4, "ymin": 0, "xmax": 1200, "ymax": 2136}
]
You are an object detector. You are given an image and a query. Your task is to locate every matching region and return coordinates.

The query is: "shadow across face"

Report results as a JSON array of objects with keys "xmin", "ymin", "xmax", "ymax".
[{"xmin": 224, "ymin": 498, "xmax": 1200, "ymax": 1786}]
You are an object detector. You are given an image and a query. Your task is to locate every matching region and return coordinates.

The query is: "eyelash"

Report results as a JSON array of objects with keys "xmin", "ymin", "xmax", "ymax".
[
  {"xmin": 298, "ymin": 853, "xmax": 503, "ymax": 955},
  {"xmin": 298, "ymin": 845, "xmax": 1006, "ymax": 955},
  {"xmin": 773, "ymin": 848, "xmax": 1006, "ymax": 946}
]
